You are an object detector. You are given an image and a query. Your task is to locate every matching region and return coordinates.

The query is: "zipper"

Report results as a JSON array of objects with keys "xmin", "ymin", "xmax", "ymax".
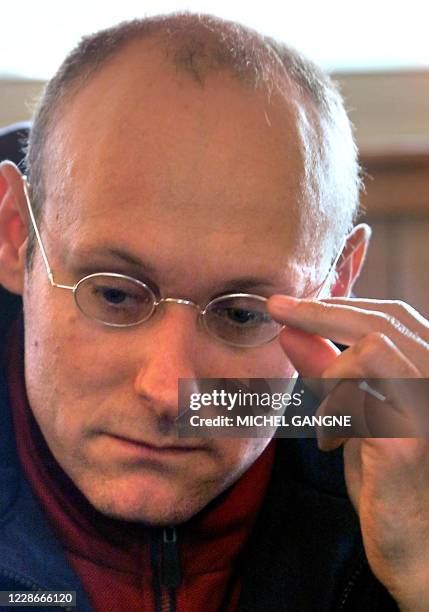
[
  {"xmin": 337, "ymin": 557, "xmax": 367, "ymax": 611},
  {"xmin": 0, "ymin": 567, "xmax": 75, "ymax": 611},
  {"xmin": 151, "ymin": 527, "xmax": 181, "ymax": 612}
]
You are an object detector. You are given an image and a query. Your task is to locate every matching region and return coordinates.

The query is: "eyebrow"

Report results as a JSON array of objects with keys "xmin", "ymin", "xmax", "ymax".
[
  {"xmin": 217, "ymin": 277, "xmax": 286, "ymax": 294},
  {"xmin": 69, "ymin": 246, "xmax": 293, "ymax": 294},
  {"xmin": 71, "ymin": 247, "xmax": 158, "ymax": 275},
  {"xmin": 106, "ymin": 248, "xmax": 158, "ymax": 272}
]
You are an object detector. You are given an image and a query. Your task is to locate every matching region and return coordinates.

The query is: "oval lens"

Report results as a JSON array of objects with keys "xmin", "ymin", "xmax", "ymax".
[
  {"xmin": 204, "ymin": 295, "xmax": 282, "ymax": 346},
  {"xmin": 75, "ymin": 274, "xmax": 155, "ymax": 326}
]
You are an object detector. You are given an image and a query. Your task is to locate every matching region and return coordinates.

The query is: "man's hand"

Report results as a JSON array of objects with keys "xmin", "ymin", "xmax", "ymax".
[{"xmin": 268, "ymin": 296, "xmax": 429, "ymax": 611}]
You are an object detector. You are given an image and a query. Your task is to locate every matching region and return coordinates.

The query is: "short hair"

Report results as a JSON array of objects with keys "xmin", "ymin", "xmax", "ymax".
[{"xmin": 25, "ymin": 12, "xmax": 361, "ymax": 271}]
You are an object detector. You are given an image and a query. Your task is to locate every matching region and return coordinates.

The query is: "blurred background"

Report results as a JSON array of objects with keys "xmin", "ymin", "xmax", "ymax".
[{"xmin": 1, "ymin": 0, "xmax": 428, "ymax": 315}]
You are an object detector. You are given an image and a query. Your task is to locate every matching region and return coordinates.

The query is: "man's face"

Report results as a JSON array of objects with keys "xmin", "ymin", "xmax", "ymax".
[{"xmin": 23, "ymin": 41, "xmax": 322, "ymax": 524}]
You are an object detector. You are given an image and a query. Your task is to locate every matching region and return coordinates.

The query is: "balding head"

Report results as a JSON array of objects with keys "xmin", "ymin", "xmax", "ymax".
[{"xmin": 25, "ymin": 13, "xmax": 361, "ymax": 273}]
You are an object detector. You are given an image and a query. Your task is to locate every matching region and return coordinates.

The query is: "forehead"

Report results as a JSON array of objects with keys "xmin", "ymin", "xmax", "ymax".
[{"xmin": 42, "ymin": 39, "xmax": 315, "ymax": 288}]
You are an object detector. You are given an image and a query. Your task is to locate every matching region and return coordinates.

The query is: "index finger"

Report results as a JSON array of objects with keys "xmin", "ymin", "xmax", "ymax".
[
  {"xmin": 321, "ymin": 297, "xmax": 429, "ymax": 341},
  {"xmin": 268, "ymin": 295, "xmax": 429, "ymax": 356}
]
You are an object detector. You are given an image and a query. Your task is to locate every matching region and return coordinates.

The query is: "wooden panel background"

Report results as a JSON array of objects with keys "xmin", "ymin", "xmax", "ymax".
[{"xmin": 354, "ymin": 149, "xmax": 429, "ymax": 317}]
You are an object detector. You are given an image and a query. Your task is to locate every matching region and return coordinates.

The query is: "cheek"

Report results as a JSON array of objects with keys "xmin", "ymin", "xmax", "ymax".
[
  {"xmin": 261, "ymin": 343, "xmax": 297, "ymax": 377},
  {"xmin": 210, "ymin": 437, "xmax": 271, "ymax": 489},
  {"xmin": 221, "ymin": 342, "xmax": 296, "ymax": 378},
  {"xmin": 22, "ymin": 292, "xmax": 131, "ymax": 447},
  {"xmin": 24, "ymin": 285, "xmax": 129, "ymax": 388}
]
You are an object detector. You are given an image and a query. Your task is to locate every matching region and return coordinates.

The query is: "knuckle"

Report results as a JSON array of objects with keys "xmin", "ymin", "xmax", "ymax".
[
  {"xmin": 392, "ymin": 299, "xmax": 410, "ymax": 314},
  {"xmin": 380, "ymin": 313, "xmax": 408, "ymax": 336},
  {"xmin": 364, "ymin": 307, "xmax": 413, "ymax": 337},
  {"xmin": 390, "ymin": 300, "xmax": 415, "ymax": 320},
  {"xmin": 365, "ymin": 311, "xmax": 393, "ymax": 334}
]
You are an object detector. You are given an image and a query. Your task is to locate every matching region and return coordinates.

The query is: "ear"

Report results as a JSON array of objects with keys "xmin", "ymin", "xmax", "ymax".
[
  {"xmin": 0, "ymin": 161, "xmax": 29, "ymax": 295},
  {"xmin": 330, "ymin": 223, "xmax": 371, "ymax": 297}
]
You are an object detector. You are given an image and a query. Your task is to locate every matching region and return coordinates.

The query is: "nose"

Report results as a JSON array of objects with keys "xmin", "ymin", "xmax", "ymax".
[{"xmin": 133, "ymin": 302, "xmax": 204, "ymax": 420}]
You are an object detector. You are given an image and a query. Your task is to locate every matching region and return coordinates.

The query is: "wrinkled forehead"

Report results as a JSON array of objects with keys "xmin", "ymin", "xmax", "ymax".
[{"xmin": 41, "ymin": 40, "xmax": 318, "ymax": 273}]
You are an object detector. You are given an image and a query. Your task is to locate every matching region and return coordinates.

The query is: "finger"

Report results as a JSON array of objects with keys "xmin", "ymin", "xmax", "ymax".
[
  {"xmin": 321, "ymin": 298, "xmax": 429, "ymax": 341},
  {"xmin": 268, "ymin": 296, "xmax": 429, "ymax": 373},
  {"xmin": 315, "ymin": 386, "xmax": 369, "ymax": 452},
  {"xmin": 316, "ymin": 379, "xmax": 423, "ymax": 443},
  {"xmin": 322, "ymin": 332, "xmax": 421, "ymax": 379},
  {"xmin": 321, "ymin": 334, "xmax": 425, "ymax": 437},
  {"xmin": 278, "ymin": 327, "xmax": 340, "ymax": 377}
]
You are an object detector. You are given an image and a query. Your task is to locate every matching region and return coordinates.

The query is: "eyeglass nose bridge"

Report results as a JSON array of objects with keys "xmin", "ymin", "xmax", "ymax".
[{"xmin": 156, "ymin": 296, "xmax": 202, "ymax": 312}]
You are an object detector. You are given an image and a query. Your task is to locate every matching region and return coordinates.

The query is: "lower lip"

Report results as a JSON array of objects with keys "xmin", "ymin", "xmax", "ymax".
[{"xmin": 105, "ymin": 434, "xmax": 200, "ymax": 461}]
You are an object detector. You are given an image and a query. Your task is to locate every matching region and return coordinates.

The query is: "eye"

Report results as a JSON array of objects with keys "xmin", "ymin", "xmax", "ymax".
[
  {"xmin": 98, "ymin": 287, "xmax": 130, "ymax": 305},
  {"xmin": 213, "ymin": 305, "xmax": 270, "ymax": 327},
  {"xmin": 93, "ymin": 284, "xmax": 141, "ymax": 307},
  {"xmin": 226, "ymin": 307, "xmax": 261, "ymax": 325},
  {"xmin": 74, "ymin": 274, "xmax": 156, "ymax": 326}
]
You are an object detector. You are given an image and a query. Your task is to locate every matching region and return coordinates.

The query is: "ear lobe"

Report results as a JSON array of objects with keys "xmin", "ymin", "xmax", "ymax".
[
  {"xmin": 330, "ymin": 223, "xmax": 372, "ymax": 297},
  {"xmin": 0, "ymin": 161, "xmax": 29, "ymax": 295}
]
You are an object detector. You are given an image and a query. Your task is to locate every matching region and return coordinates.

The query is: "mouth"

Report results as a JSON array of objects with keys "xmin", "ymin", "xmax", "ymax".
[{"xmin": 105, "ymin": 433, "xmax": 204, "ymax": 459}]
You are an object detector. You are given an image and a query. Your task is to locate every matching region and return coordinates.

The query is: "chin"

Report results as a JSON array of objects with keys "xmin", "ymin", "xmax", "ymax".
[{"xmin": 78, "ymin": 473, "xmax": 211, "ymax": 525}]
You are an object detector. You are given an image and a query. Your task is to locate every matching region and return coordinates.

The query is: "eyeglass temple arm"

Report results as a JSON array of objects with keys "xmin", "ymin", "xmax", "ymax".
[
  {"xmin": 316, "ymin": 235, "xmax": 348, "ymax": 297},
  {"xmin": 22, "ymin": 175, "xmax": 57, "ymax": 286}
]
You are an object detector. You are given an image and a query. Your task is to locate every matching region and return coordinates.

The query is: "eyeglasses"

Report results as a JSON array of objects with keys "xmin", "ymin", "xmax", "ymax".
[{"xmin": 22, "ymin": 177, "xmax": 344, "ymax": 348}]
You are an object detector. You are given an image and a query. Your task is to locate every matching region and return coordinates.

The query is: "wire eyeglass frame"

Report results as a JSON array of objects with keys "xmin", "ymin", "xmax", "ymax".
[{"xmin": 22, "ymin": 176, "xmax": 345, "ymax": 347}]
